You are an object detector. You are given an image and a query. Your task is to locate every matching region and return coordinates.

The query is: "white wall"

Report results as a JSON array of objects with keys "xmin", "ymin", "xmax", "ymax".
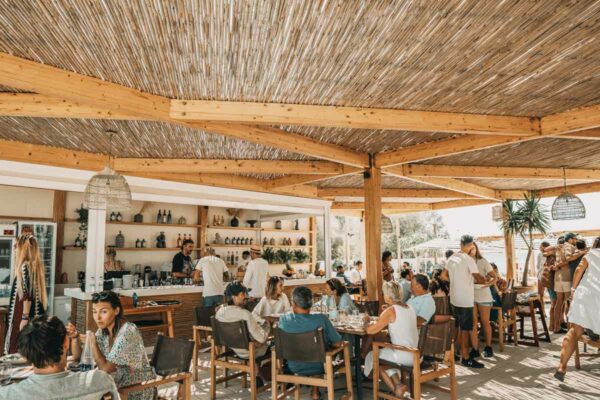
[{"xmin": 0, "ymin": 185, "xmax": 54, "ymax": 218}]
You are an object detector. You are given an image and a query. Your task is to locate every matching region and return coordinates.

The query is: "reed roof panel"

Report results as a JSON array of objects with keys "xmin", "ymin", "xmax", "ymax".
[{"xmin": 0, "ymin": 1, "xmax": 599, "ymax": 116}]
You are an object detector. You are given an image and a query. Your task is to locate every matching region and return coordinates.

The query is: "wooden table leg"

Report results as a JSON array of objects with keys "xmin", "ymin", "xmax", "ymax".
[
  {"xmin": 536, "ymin": 300, "xmax": 551, "ymax": 342},
  {"xmin": 192, "ymin": 328, "xmax": 198, "ymax": 381},
  {"xmin": 530, "ymin": 303, "xmax": 539, "ymax": 347},
  {"xmin": 167, "ymin": 310, "xmax": 175, "ymax": 338}
]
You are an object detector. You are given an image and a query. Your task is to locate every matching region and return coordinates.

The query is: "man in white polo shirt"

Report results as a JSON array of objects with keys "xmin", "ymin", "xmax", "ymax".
[
  {"xmin": 243, "ymin": 245, "xmax": 270, "ymax": 299},
  {"xmin": 442, "ymin": 234, "xmax": 488, "ymax": 369},
  {"xmin": 196, "ymin": 248, "xmax": 229, "ymax": 307}
]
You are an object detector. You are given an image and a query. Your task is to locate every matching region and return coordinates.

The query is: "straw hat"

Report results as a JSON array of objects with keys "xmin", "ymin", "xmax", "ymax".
[{"xmin": 250, "ymin": 244, "xmax": 261, "ymax": 254}]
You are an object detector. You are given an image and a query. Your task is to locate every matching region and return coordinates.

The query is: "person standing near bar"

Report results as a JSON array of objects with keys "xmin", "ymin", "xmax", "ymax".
[
  {"xmin": 171, "ymin": 239, "xmax": 195, "ymax": 282},
  {"xmin": 382, "ymin": 251, "xmax": 394, "ymax": 282},
  {"xmin": 4, "ymin": 233, "xmax": 47, "ymax": 354},
  {"xmin": 196, "ymin": 248, "xmax": 229, "ymax": 307},
  {"xmin": 243, "ymin": 245, "xmax": 269, "ymax": 300}
]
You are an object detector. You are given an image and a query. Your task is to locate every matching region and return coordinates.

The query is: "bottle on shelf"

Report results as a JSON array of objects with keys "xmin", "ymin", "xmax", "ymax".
[
  {"xmin": 156, "ymin": 209, "xmax": 162, "ymax": 224},
  {"xmin": 167, "ymin": 210, "xmax": 172, "ymax": 224},
  {"xmin": 226, "ymin": 251, "xmax": 231, "ymax": 266},
  {"xmin": 74, "ymin": 234, "xmax": 82, "ymax": 248},
  {"xmin": 109, "ymin": 212, "xmax": 116, "ymax": 222},
  {"xmin": 225, "ymin": 237, "xmax": 230, "ymax": 245},
  {"xmin": 176, "ymin": 233, "xmax": 182, "ymax": 248},
  {"xmin": 82, "ymin": 235, "xmax": 87, "ymax": 248},
  {"xmin": 116, "ymin": 212, "xmax": 123, "ymax": 222},
  {"xmin": 140, "ymin": 239, "xmax": 146, "ymax": 248},
  {"xmin": 135, "ymin": 239, "xmax": 141, "ymax": 248},
  {"xmin": 235, "ymin": 251, "xmax": 239, "ymax": 264},
  {"xmin": 161, "ymin": 210, "xmax": 167, "ymax": 224}
]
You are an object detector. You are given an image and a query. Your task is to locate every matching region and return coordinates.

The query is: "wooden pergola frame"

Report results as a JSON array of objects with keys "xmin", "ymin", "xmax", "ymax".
[{"xmin": 1, "ymin": 51, "xmax": 599, "ymax": 299}]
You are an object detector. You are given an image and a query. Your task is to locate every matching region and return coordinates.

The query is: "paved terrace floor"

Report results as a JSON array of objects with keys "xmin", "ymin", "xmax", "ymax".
[{"xmin": 157, "ymin": 329, "xmax": 600, "ymax": 400}]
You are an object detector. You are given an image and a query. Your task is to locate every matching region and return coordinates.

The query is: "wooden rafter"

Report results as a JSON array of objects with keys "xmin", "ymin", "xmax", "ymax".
[
  {"xmin": 317, "ymin": 187, "xmax": 476, "ymax": 199},
  {"xmin": 171, "ymin": 100, "xmax": 539, "ymax": 136},
  {"xmin": 0, "ymin": 53, "xmax": 369, "ymax": 168},
  {"xmin": 402, "ymin": 164, "xmax": 600, "ymax": 180},
  {"xmin": 114, "ymin": 158, "xmax": 358, "ymax": 175},
  {"xmin": 431, "ymin": 199, "xmax": 497, "ymax": 210},
  {"xmin": 542, "ymin": 104, "xmax": 600, "ymax": 135},
  {"xmin": 332, "ymin": 201, "xmax": 433, "ymax": 211},
  {"xmin": 536, "ymin": 181, "xmax": 600, "ymax": 198},
  {"xmin": 264, "ymin": 174, "xmax": 337, "ymax": 189}
]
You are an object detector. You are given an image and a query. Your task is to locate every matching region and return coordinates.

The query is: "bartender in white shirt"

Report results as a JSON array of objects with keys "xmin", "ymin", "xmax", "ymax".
[
  {"xmin": 196, "ymin": 248, "xmax": 229, "ymax": 307},
  {"xmin": 243, "ymin": 245, "xmax": 270, "ymax": 299}
]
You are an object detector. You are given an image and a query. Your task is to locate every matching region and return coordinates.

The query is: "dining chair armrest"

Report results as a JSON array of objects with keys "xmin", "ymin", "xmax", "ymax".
[
  {"xmin": 373, "ymin": 341, "xmax": 418, "ymax": 354},
  {"xmin": 193, "ymin": 325, "xmax": 212, "ymax": 332},
  {"xmin": 325, "ymin": 341, "xmax": 349, "ymax": 357},
  {"xmin": 118, "ymin": 373, "xmax": 191, "ymax": 396}
]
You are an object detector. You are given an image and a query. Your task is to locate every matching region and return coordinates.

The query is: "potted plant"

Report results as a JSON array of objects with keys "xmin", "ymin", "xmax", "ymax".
[
  {"xmin": 262, "ymin": 247, "xmax": 276, "ymax": 264},
  {"xmin": 293, "ymin": 249, "xmax": 309, "ymax": 263},
  {"xmin": 75, "ymin": 204, "xmax": 88, "ymax": 239},
  {"xmin": 275, "ymin": 248, "xmax": 293, "ymax": 265},
  {"xmin": 501, "ymin": 192, "xmax": 550, "ymax": 289}
]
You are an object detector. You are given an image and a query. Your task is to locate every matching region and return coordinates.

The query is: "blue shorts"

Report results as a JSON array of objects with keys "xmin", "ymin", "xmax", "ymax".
[
  {"xmin": 475, "ymin": 301, "xmax": 494, "ymax": 307},
  {"xmin": 546, "ymin": 287, "xmax": 557, "ymax": 301}
]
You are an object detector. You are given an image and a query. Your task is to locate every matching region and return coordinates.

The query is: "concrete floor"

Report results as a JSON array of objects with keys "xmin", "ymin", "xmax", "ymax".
[{"xmin": 157, "ymin": 328, "xmax": 600, "ymax": 400}]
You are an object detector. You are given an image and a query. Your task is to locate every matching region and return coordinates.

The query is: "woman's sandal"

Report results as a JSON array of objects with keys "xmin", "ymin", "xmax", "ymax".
[{"xmin": 554, "ymin": 370, "xmax": 565, "ymax": 382}]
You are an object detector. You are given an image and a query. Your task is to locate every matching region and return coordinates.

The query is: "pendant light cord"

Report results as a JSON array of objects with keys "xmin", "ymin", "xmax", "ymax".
[{"xmin": 562, "ymin": 166, "xmax": 567, "ymax": 193}]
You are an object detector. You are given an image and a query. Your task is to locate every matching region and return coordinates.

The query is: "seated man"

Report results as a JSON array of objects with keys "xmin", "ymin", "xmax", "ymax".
[
  {"xmin": 0, "ymin": 316, "xmax": 118, "ymax": 400},
  {"xmin": 407, "ymin": 273, "xmax": 436, "ymax": 327},
  {"xmin": 215, "ymin": 281, "xmax": 271, "ymax": 359},
  {"xmin": 335, "ymin": 265, "xmax": 352, "ymax": 286},
  {"xmin": 278, "ymin": 286, "xmax": 343, "ymax": 399}
]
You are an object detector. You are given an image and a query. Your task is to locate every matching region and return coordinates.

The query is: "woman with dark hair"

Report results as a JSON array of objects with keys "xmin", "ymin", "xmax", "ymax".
[
  {"xmin": 382, "ymin": 250, "xmax": 394, "ymax": 282},
  {"xmin": 429, "ymin": 269, "xmax": 450, "ymax": 297},
  {"xmin": 253, "ymin": 276, "xmax": 291, "ymax": 319},
  {"xmin": 70, "ymin": 291, "xmax": 155, "ymax": 399},
  {"xmin": 555, "ymin": 237, "xmax": 600, "ymax": 381},
  {"xmin": 325, "ymin": 278, "xmax": 358, "ymax": 313}
]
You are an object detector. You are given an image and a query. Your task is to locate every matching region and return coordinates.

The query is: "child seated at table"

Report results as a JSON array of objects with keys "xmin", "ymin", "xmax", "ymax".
[
  {"xmin": 70, "ymin": 290, "xmax": 155, "ymax": 400},
  {"xmin": 0, "ymin": 316, "xmax": 118, "ymax": 400}
]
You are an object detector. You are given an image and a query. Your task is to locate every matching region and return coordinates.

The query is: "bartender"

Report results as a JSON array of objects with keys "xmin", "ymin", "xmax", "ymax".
[{"xmin": 172, "ymin": 239, "xmax": 195, "ymax": 282}]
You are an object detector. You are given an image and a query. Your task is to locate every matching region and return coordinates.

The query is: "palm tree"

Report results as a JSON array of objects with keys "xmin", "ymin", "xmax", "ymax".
[{"xmin": 501, "ymin": 192, "xmax": 550, "ymax": 287}]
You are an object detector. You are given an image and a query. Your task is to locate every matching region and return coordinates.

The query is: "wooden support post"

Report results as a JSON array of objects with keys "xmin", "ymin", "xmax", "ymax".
[
  {"xmin": 309, "ymin": 217, "xmax": 317, "ymax": 273},
  {"xmin": 53, "ymin": 190, "xmax": 66, "ymax": 283},
  {"xmin": 197, "ymin": 206, "xmax": 208, "ymax": 258},
  {"xmin": 502, "ymin": 207, "xmax": 516, "ymax": 281},
  {"xmin": 364, "ymin": 165, "xmax": 383, "ymax": 301}
]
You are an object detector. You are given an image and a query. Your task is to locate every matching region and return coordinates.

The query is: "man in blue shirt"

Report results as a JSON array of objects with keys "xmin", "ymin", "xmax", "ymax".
[
  {"xmin": 407, "ymin": 273, "xmax": 436, "ymax": 327},
  {"xmin": 278, "ymin": 286, "xmax": 342, "ymax": 398}
]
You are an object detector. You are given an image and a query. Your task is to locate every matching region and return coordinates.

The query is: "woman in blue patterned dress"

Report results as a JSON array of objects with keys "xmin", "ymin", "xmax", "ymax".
[{"xmin": 71, "ymin": 290, "xmax": 155, "ymax": 400}]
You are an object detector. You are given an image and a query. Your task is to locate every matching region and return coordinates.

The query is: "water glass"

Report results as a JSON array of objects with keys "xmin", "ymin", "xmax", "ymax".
[{"xmin": 0, "ymin": 362, "xmax": 12, "ymax": 385}]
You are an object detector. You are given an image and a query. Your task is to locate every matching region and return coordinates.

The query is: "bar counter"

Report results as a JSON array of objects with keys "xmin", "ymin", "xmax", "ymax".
[{"xmin": 64, "ymin": 278, "xmax": 328, "ymax": 344}]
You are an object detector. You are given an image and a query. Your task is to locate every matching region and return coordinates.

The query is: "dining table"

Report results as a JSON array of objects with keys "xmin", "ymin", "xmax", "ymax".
[{"xmin": 335, "ymin": 324, "xmax": 369, "ymax": 400}]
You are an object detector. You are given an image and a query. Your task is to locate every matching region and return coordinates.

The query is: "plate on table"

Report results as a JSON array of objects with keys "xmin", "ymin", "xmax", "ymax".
[{"xmin": 0, "ymin": 353, "xmax": 28, "ymax": 366}]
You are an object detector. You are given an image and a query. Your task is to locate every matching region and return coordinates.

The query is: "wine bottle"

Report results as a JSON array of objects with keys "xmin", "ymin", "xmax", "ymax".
[
  {"xmin": 135, "ymin": 239, "xmax": 140, "ymax": 248},
  {"xmin": 167, "ymin": 210, "xmax": 172, "ymax": 224},
  {"xmin": 74, "ymin": 234, "xmax": 81, "ymax": 247},
  {"xmin": 235, "ymin": 252, "xmax": 239, "ymax": 264},
  {"xmin": 226, "ymin": 251, "xmax": 231, "ymax": 266},
  {"xmin": 82, "ymin": 235, "xmax": 87, "ymax": 248},
  {"xmin": 157, "ymin": 209, "xmax": 162, "ymax": 224},
  {"xmin": 116, "ymin": 212, "xmax": 123, "ymax": 222},
  {"xmin": 141, "ymin": 239, "xmax": 146, "ymax": 248},
  {"xmin": 110, "ymin": 212, "xmax": 116, "ymax": 221},
  {"xmin": 176, "ymin": 233, "xmax": 182, "ymax": 248},
  {"xmin": 161, "ymin": 210, "xmax": 167, "ymax": 224}
]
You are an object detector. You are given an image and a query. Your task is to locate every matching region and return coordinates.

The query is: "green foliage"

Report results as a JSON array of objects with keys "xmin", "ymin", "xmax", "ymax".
[
  {"xmin": 500, "ymin": 192, "xmax": 550, "ymax": 286},
  {"xmin": 293, "ymin": 249, "xmax": 309, "ymax": 263},
  {"xmin": 275, "ymin": 248, "xmax": 293, "ymax": 264},
  {"xmin": 75, "ymin": 204, "xmax": 88, "ymax": 233},
  {"xmin": 261, "ymin": 247, "xmax": 276, "ymax": 264}
]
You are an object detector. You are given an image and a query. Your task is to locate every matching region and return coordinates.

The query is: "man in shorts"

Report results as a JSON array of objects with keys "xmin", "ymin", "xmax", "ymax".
[{"xmin": 442, "ymin": 235, "xmax": 489, "ymax": 368}]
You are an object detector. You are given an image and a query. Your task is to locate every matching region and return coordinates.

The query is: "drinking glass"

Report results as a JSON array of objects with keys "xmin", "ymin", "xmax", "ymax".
[{"xmin": 0, "ymin": 362, "xmax": 12, "ymax": 385}]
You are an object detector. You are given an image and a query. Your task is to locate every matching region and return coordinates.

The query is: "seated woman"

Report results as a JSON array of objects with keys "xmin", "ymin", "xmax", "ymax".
[
  {"xmin": 429, "ymin": 269, "xmax": 450, "ymax": 297},
  {"xmin": 252, "ymin": 276, "xmax": 291, "ymax": 320},
  {"xmin": 325, "ymin": 278, "xmax": 358, "ymax": 313},
  {"xmin": 363, "ymin": 281, "xmax": 418, "ymax": 398},
  {"xmin": 70, "ymin": 290, "xmax": 155, "ymax": 400},
  {"xmin": 555, "ymin": 237, "xmax": 600, "ymax": 381}
]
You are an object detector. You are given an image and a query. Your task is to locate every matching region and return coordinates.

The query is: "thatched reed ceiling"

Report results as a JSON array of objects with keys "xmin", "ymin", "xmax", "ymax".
[
  {"xmin": 463, "ymin": 178, "xmax": 590, "ymax": 191},
  {"xmin": 1, "ymin": 1, "xmax": 599, "ymax": 117},
  {"xmin": 315, "ymin": 175, "xmax": 435, "ymax": 190}
]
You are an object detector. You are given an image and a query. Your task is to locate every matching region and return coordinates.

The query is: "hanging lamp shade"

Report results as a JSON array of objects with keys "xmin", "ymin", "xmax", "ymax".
[
  {"xmin": 551, "ymin": 192, "xmax": 585, "ymax": 220},
  {"xmin": 551, "ymin": 167, "xmax": 585, "ymax": 220},
  {"xmin": 83, "ymin": 166, "xmax": 132, "ymax": 211},
  {"xmin": 381, "ymin": 215, "xmax": 394, "ymax": 234}
]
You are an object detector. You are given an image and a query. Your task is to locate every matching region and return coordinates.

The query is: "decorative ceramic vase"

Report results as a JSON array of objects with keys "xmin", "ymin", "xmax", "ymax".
[
  {"xmin": 230, "ymin": 216, "xmax": 239, "ymax": 227},
  {"xmin": 214, "ymin": 233, "xmax": 222, "ymax": 244},
  {"xmin": 115, "ymin": 231, "xmax": 125, "ymax": 248},
  {"xmin": 133, "ymin": 213, "xmax": 143, "ymax": 223},
  {"xmin": 263, "ymin": 237, "xmax": 268, "ymax": 246},
  {"xmin": 246, "ymin": 220, "xmax": 258, "ymax": 228},
  {"xmin": 156, "ymin": 232, "xmax": 166, "ymax": 248},
  {"xmin": 299, "ymin": 237, "xmax": 307, "ymax": 246},
  {"xmin": 275, "ymin": 220, "xmax": 282, "ymax": 230},
  {"xmin": 178, "ymin": 216, "xmax": 187, "ymax": 224},
  {"xmin": 269, "ymin": 238, "xmax": 276, "ymax": 245}
]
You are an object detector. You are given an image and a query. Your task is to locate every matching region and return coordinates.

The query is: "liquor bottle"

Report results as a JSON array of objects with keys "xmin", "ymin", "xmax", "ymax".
[
  {"xmin": 74, "ymin": 234, "xmax": 82, "ymax": 248},
  {"xmin": 140, "ymin": 239, "xmax": 146, "ymax": 248},
  {"xmin": 135, "ymin": 239, "xmax": 141, "ymax": 248},
  {"xmin": 230, "ymin": 252, "xmax": 235, "ymax": 265},
  {"xmin": 110, "ymin": 212, "xmax": 116, "ymax": 221},
  {"xmin": 161, "ymin": 210, "xmax": 167, "ymax": 224},
  {"xmin": 176, "ymin": 233, "xmax": 182, "ymax": 248},
  {"xmin": 226, "ymin": 251, "xmax": 231, "ymax": 266},
  {"xmin": 116, "ymin": 212, "xmax": 123, "ymax": 222},
  {"xmin": 82, "ymin": 235, "xmax": 87, "ymax": 248},
  {"xmin": 225, "ymin": 237, "xmax": 230, "ymax": 245},
  {"xmin": 235, "ymin": 252, "xmax": 239, "ymax": 264},
  {"xmin": 80, "ymin": 331, "xmax": 96, "ymax": 371},
  {"xmin": 157, "ymin": 209, "xmax": 162, "ymax": 224},
  {"xmin": 167, "ymin": 210, "xmax": 172, "ymax": 224}
]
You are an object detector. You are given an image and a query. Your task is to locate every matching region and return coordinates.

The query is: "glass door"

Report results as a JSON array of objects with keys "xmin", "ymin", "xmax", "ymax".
[
  {"xmin": 0, "ymin": 238, "xmax": 14, "ymax": 304},
  {"xmin": 18, "ymin": 222, "xmax": 56, "ymax": 314}
]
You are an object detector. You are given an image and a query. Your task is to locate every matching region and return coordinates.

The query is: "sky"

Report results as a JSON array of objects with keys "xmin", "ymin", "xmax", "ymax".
[{"xmin": 436, "ymin": 192, "xmax": 600, "ymax": 238}]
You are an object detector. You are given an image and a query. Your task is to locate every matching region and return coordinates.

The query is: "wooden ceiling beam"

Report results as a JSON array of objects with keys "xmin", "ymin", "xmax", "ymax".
[
  {"xmin": 561, "ymin": 127, "xmax": 600, "ymax": 141},
  {"xmin": 536, "ymin": 181, "xmax": 600, "ymax": 198},
  {"xmin": 171, "ymin": 100, "xmax": 539, "ymax": 136},
  {"xmin": 265, "ymin": 174, "xmax": 337, "ymax": 189},
  {"xmin": 402, "ymin": 164, "xmax": 600, "ymax": 180},
  {"xmin": 331, "ymin": 202, "xmax": 433, "ymax": 211},
  {"xmin": 542, "ymin": 104, "xmax": 600, "ymax": 135},
  {"xmin": 317, "ymin": 187, "xmax": 476, "ymax": 199},
  {"xmin": 114, "ymin": 158, "xmax": 358, "ymax": 175},
  {"xmin": 431, "ymin": 199, "xmax": 498, "ymax": 210}
]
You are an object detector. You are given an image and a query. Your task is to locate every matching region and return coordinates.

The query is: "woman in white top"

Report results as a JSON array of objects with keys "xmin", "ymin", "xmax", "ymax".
[
  {"xmin": 363, "ymin": 281, "xmax": 418, "ymax": 398},
  {"xmin": 555, "ymin": 237, "xmax": 599, "ymax": 381},
  {"xmin": 252, "ymin": 276, "xmax": 291, "ymax": 320},
  {"xmin": 470, "ymin": 243, "xmax": 496, "ymax": 358}
]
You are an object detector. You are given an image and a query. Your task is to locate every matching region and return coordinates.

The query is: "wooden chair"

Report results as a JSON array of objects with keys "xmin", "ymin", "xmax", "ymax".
[
  {"xmin": 574, "ymin": 333, "xmax": 600, "ymax": 369},
  {"xmin": 433, "ymin": 296, "xmax": 451, "ymax": 316},
  {"xmin": 372, "ymin": 319, "xmax": 457, "ymax": 400},
  {"xmin": 209, "ymin": 317, "xmax": 270, "ymax": 400},
  {"xmin": 192, "ymin": 304, "xmax": 218, "ymax": 380},
  {"xmin": 119, "ymin": 333, "xmax": 194, "ymax": 400},
  {"xmin": 356, "ymin": 300, "xmax": 380, "ymax": 316},
  {"xmin": 491, "ymin": 290, "xmax": 518, "ymax": 351},
  {"xmin": 271, "ymin": 327, "xmax": 353, "ymax": 400},
  {"xmin": 513, "ymin": 295, "xmax": 550, "ymax": 347}
]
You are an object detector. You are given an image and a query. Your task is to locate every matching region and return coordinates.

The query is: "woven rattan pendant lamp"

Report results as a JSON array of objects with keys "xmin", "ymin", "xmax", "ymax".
[
  {"xmin": 83, "ymin": 131, "xmax": 131, "ymax": 211},
  {"xmin": 551, "ymin": 167, "xmax": 585, "ymax": 220}
]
